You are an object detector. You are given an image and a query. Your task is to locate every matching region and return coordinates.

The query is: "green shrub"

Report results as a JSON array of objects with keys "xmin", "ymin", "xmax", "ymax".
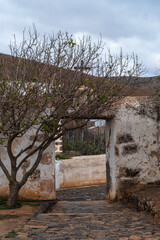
[
  {"xmin": 63, "ymin": 140, "xmax": 104, "ymax": 155},
  {"xmin": 56, "ymin": 154, "xmax": 71, "ymax": 160},
  {"xmin": 5, "ymin": 230, "xmax": 18, "ymax": 238}
]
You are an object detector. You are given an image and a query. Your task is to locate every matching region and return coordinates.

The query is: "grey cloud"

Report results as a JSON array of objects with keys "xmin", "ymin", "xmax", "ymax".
[
  {"xmin": 0, "ymin": 0, "xmax": 160, "ymax": 75},
  {"xmin": 1, "ymin": 0, "xmax": 159, "ymax": 39}
]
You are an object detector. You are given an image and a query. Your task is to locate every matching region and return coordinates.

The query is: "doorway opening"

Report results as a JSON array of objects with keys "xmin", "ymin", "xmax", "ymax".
[{"xmin": 55, "ymin": 119, "xmax": 107, "ymax": 201}]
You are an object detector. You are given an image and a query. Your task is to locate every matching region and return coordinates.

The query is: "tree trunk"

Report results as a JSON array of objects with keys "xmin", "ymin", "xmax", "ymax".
[{"xmin": 7, "ymin": 181, "xmax": 20, "ymax": 208}]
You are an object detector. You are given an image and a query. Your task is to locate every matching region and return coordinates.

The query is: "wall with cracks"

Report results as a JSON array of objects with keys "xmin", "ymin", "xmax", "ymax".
[
  {"xmin": 113, "ymin": 97, "xmax": 160, "ymax": 195},
  {"xmin": 0, "ymin": 128, "xmax": 56, "ymax": 200}
]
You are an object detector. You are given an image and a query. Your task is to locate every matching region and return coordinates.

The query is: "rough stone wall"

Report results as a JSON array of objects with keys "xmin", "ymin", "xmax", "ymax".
[
  {"xmin": 114, "ymin": 97, "xmax": 160, "ymax": 187},
  {"xmin": 55, "ymin": 155, "xmax": 106, "ymax": 189},
  {"xmin": 0, "ymin": 128, "xmax": 56, "ymax": 200}
]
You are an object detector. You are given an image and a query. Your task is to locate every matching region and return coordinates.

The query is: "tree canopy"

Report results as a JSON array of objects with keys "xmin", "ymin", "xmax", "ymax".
[{"xmin": 0, "ymin": 26, "xmax": 144, "ymax": 207}]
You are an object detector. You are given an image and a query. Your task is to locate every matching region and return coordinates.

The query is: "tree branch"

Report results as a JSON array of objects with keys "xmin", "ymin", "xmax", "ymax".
[
  {"xmin": 19, "ymin": 138, "xmax": 53, "ymax": 188},
  {"xmin": 0, "ymin": 158, "xmax": 11, "ymax": 181},
  {"xmin": 15, "ymin": 124, "xmax": 43, "ymax": 159}
]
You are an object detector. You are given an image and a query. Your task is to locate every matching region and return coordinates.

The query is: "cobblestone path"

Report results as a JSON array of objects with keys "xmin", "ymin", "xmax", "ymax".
[
  {"xmin": 15, "ymin": 199, "xmax": 160, "ymax": 239},
  {"xmin": 56, "ymin": 184, "xmax": 106, "ymax": 201}
]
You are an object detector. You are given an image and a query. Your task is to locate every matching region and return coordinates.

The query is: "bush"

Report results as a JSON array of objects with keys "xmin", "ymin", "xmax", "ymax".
[{"xmin": 63, "ymin": 140, "xmax": 105, "ymax": 155}]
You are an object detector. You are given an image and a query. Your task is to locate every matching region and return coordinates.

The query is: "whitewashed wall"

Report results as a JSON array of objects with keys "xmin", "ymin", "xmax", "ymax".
[
  {"xmin": 114, "ymin": 97, "xmax": 160, "ymax": 187},
  {"xmin": 55, "ymin": 155, "xmax": 106, "ymax": 189},
  {"xmin": 0, "ymin": 129, "xmax": 56, "ymax": 200}
]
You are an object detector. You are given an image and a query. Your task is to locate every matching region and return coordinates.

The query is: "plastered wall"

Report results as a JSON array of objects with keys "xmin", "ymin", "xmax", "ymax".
[
  {"xmin": 0, "ymin": 128, "xmax": 56, "ymax": 200},
  {"xmin": 114, "ymin": 97, "xmax": 160, "ymax": 186},
  {"xmin": 55, "ymin": 155, "xmax": 106, "ymax": 189}
]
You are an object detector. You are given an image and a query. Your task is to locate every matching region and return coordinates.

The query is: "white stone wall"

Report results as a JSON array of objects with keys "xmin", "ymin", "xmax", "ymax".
[
  {"xmin": 114, "ymin": 97, "xmax": 160, "ymax": 186},
  {"xmin": 55, "ymin": 155, "xmax": 106, "ymax": 189},
  {"xmin": 0, "ymin": 128, "xmax": 56, "ymax": 200}
]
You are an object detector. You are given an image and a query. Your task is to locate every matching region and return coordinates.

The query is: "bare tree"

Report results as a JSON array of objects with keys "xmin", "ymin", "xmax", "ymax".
[{"xmin": 0, "ymin": 26, "xmax": 144, "ymax": 207}]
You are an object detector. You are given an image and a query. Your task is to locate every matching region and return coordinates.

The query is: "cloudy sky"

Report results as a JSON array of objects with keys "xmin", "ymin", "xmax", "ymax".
[{"xmin": 0, "ymin": 0, "xmax": 160, "ymax": 76}]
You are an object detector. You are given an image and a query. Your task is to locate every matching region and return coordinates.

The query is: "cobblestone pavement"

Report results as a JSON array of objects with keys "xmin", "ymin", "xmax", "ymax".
[
  {"xmin": 56, "ymin": 184, "xmax": 106, "ymax": 201},
  {"xmin": 14, "ymin": 185, "xmax": 160, "ymax": 240}
]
